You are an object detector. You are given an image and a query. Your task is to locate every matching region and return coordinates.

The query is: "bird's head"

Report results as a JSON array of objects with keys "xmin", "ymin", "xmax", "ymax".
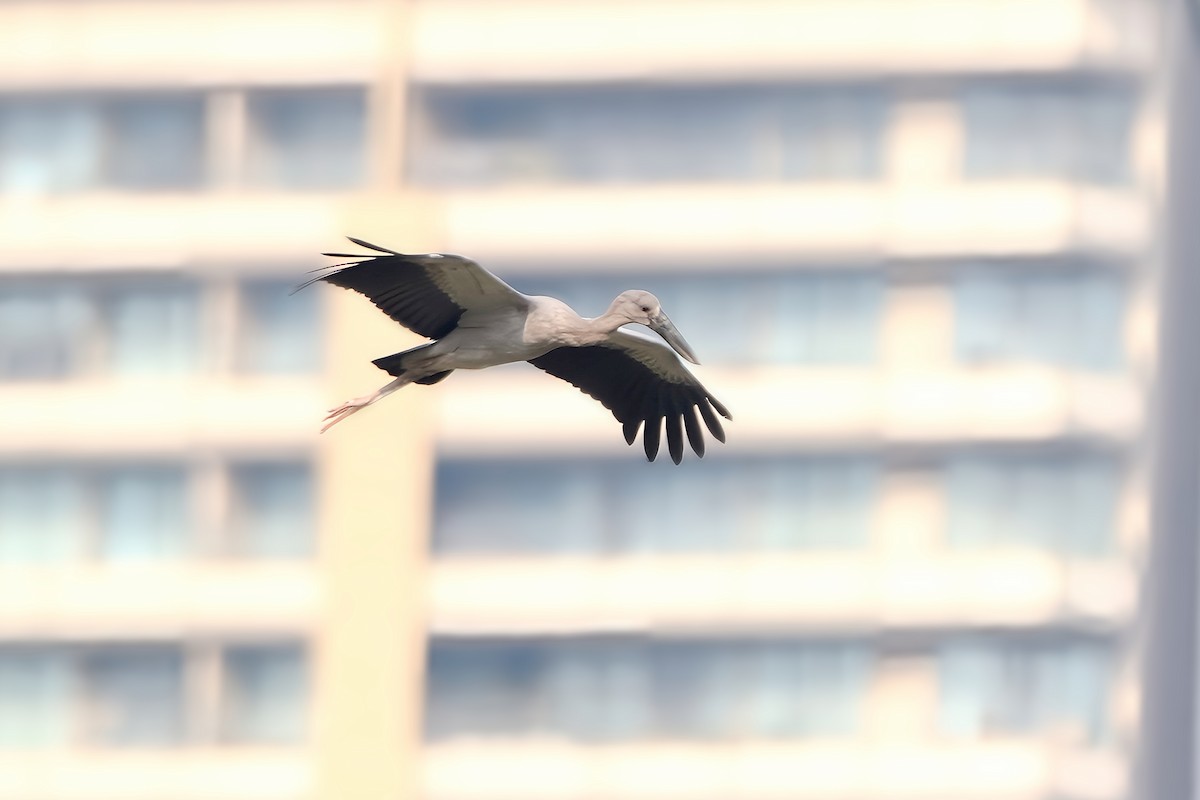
[{"xmin": 609, "ymin": 290, "xmax": 701, "ymax": 365}]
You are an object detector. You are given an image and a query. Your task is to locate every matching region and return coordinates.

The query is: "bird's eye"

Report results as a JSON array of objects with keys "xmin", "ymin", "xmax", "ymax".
[{"xmin": 640, "ymin": 305, "xmax": 650, "ymax": 313}]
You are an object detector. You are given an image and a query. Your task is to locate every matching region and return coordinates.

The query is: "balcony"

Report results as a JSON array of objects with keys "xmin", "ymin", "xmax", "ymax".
[
  {"xmin": 0, "ymin": 749, "xmax": 309, "ymax": 800},
  {"xmin": 0, "ymin": 564, "xmax": 318, "ymax": 639},
  {"xmin": 411, "ymin": 0, "xmax": 1153, "ymax": 84},
  {"xmin": 434, "ymin": 366, "xmax": 1140, "ymax": 457},
  {"xmin": 0, "ymin": 1, "xmax": 385, "ymax": 90},
  {"xmin": 435, "ymin": 183, "xmax": 1148, "ymax": 266},
  {"xmin": 427, "ymin": 553, "xmax": 1134, "ymax": 635},
  {"xmin": 423, "ymin": 740, "xmax": 1125, "ymax": 800},
  {"xmin": 0, "ymin": 377, "xmax": 322, "ymax": 456}
]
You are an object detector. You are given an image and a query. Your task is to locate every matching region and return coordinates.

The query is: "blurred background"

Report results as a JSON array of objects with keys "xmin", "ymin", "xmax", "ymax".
[{"xmin": 0, "ymin": 0, "xmax": 1170, "ymax": 798}]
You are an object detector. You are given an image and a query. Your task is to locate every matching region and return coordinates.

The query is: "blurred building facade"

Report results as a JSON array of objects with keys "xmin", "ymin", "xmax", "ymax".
[{"xmin": 0, "ymin": 1, "xmax": 1158, "ymax": 800}]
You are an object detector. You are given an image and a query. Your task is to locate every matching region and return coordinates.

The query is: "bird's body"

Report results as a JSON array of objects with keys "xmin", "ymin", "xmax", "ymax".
[{"xmin": 300, "ymin": 238, "xmax": 731, "ymax": 463}]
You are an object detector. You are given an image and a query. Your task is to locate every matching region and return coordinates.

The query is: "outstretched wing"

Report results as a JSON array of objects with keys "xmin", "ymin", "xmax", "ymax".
[
  {"xmin": 529, "ymin": 329, "xmax": 732, "ymax": 464},
  {"xmin": 296, "ymin": 237, "xmax": 530, "ymax": 340}
]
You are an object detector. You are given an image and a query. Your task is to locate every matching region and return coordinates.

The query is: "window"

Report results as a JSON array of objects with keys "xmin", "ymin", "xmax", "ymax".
[
  {"xmin": 222, "ymin": 644, "xmax": 307, "ymax": 744},
  {"xmin": 435, "ymin": 461, "xmax": 607, "ymax": 555},
  {"xmin": 425, "ymin": 638, "xmax": 869, "ymax": 742},
  {"xmin": 0, "ymin": 94, "xmax": 205, "ymax": 194},
  {"xmin": 410, "ymin": 84, "xmax": 887, "ymax": 186},
  {"xmin": 939, "ymin": 637, "xmax": 1112, "ymax": 743},
  {"xmin": 82, "ymin": 648, "xmax": 184, "ymax": 747},
  {"xmin": 0, "ymin": 277, "xmax": 202, "ymax": 381},
  {"xmin": 0, "ymin": 282, "xmax": 93, "ymax": 380},
  {"xmin": 0, "ymin": 642, "xmax": 310, "ymax": 750},
  {"xmin": 246, "ymin": 88, "xmax": 366, "ymax": 189},
  {"xmin": 0, "ymin": 99, "xmax": 101, "ymax": 193},
  {"xmin": 520, "ymin": 271, "xmax": 882, "ymax": 366},
  {"xmin": 105, "ymin": 95, "xmax": 205, "ymax": 190},
  {"xmin": 238, "ymin": 279, "xmax": 321, "ymax": 374},
  {"xmin": 0, "ymin": 464, "xmax": 191, "ymax": 564},
  {"xmin": 946, "ymin": 453, "xmax": 1120, "ymax": 555},
  {"xmin": 433, "ymin": 458, "xmax": 878, "ymax": 556},
  {"xmin": 229, "ymin": 463, "xmax": 314, "ymax": 558},
  {"xmin": 963, "ymin": 83, "xmax": 1135, "ymax": 184},
  {"xmin": 749, "ymin": 643, "xmax": 867, "ymax": 738},
  {"xmin": 100, "ymin": 466, "xmax": 190, "ymax": 561},
  {"xmin": 425, "ymin": 642, "xmax": 547, "ymax": 739},
  {"xmin": 0, "ymin": 273, "xmax": 332, "ymax": 380},
  {"xmin": 0, "ymin": 650, "xmax": 73, "ymax": 748},
  {"xmin": 541, "ymin": 640, "xmax": 653, "ymax": 742},
  {"xmin": 0, "ymin": 461, "xmax": 324, "ymax": 565},
  {"xmin": 955, "ymin": 266, "xmax": 1125, "ymax": 370},
  {"xmin": 0, "ymin": 467, "xmax": 87, "ymax": 562},
  {"xmin": 107, "ymin": 281, "xmax": 202, "ymax": 375}
]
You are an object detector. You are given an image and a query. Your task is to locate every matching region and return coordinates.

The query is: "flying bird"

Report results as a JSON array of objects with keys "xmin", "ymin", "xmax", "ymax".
[{"xmin": 297, "ymin": 238, "xmax": 731, "ymax": 463}]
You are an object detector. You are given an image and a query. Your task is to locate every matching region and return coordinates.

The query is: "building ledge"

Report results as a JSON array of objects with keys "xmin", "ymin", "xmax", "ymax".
[
  {"xmin": 434, "ymin": 367, "xmax": 1140, "ymax": 457},
  {"xmin": 0, "ymin": 748, "xmax": 308, "ymax": 800},
  {"xmin": 411, "ymin": 0, "xmax": 1152, "ymax": 84},
  {"xmin": 423, "ymin": 740, "xmax": 1125, "ymax": 800},
  {"xmin": 428, "ymin": 553, "xmax": 1134, "ymax": 635},
  {"xmin": 0, "ymin": 564, "xmax": 319, "ymax": 639}
]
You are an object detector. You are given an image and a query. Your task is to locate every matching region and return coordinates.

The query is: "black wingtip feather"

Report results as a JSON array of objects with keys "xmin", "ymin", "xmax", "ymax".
[
  {"xmin": 623, "ymin": 419, "xmax": 641, "ymax": 446},
  {"xmin": 643, "ymin": 416, "xmax": 662, "ymax": 462},
  {"xmin": 709, "ymin": 395, "xmax": 733, "ymax": 420},
  {"xmin": 665, "ymin": 415, "xmax": 684, "ymax": 465},
  {"xmin": 346, "ymin": 236, "xmax": 401, "ymax": 255},
  {"xmin": 683, "ymin": 407, "xmax": 705, "ymax": 458},
  {"xmin": 698, "ymin": 402, "xmax": 727, "ymax": 444}
]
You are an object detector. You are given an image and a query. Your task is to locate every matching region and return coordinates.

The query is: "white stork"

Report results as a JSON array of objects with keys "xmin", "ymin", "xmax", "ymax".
[{"xmin": 298, "ymin": 238, "xmax": 731, "ymax": 463}]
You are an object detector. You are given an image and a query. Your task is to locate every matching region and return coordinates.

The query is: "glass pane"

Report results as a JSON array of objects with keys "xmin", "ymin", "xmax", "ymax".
[
  {"xmin": 543, "ymin": 640, "xmax": 652, "ymax": 742},
  {"xmin": 222, "ymin": 644, "xmax": 307, "ymax": 744},
  {"xmin": 424, "ymin": 641, "xmax": 546, "ymax": 739},
  {"xmin": 650, "ymin": 642, "xmax": 742, "ymax": 738},
  {"xmin": 0, "ymin": 283, "xmax": 93, "ymax": 380},
  {"xmin": 612, "ymin": 462, "xmax": 743, "ymax": 553},
  {"xmin": 239, "ymin": 279, "xmax": 320, "ymax": 374},
  {"xmin": 0, "ymin": 99, "xmax": 102, "ymax": 193},
  {"xmin": 107, "ymin": 281, "xmax": 201, "ymax": 375},
  {"xmin": 0, "ymin": 650, "xmax": 73, "ymax": 748},
  {"xmin": 0, "ymin": 467, "xmax": 87, "ymax": 562},
  {"xmin": 230, "ymin": 463, "xmax": 314, "ymax": 558},
  {"xmin": 106, "ymin": 95, "xmax": 205, "ymax": 189},
  {"xmin": 946, "ymin": 455, "xmax": 1118, "ymax": 555},
  {"xmin": 963, "ymin": 84, "xmax": 1134, "ymax": 184},
  {"xmin": 424, "ymin": 637, "xmax": 869, "ymax": 742},
  {"xmin": 411, "ymin": 85, "xmax": 886, "ymax": 186},
  {"xmin": 246, "ymin": 88, "xmax": 365, "ymax": 189},
  {"xmin": 775, "ymin": 273, "xmax": 882, "ymax": 364},
  {"xmin": 759, "ymin": 460, "xmax": 877, "ymax": 550},
  {"xmin": 434, "ymin": 457, "xmax": 880, "ymax": 556},
  {"xmin": 938, "ymin": 638, "xmax": 1112, "ymax": 742},
  {"xmin": 779, "ymin": 90, "xmax": 886, "ymax": 180},
  {"xmin": 433, "ymin": 462, "xmax": 605, "ymax": 555},
  {"xmin": 955, "ymin": 266, "xmax": 1125, "ymax": 370},
  {"xmin": 749, "ymin": 643, "xmax": 868, "ymax": 737},
  {"xmin": 83, "ymin": 648, "xmax": 183, "ymax": 747},
  {"xmin": 100, "ymin": 466, "xmax": 189, "ymax": 561}
]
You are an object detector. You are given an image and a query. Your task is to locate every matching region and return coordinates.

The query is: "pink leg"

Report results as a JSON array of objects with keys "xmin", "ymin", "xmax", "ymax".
[{"xmin": 320, "ymin": 376, "xmax": 410, "ymax": 433}]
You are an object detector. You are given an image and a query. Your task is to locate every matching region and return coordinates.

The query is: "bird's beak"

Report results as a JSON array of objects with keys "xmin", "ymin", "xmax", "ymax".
[{"xmin": 650, "ymin": 312, "xmax": 701, "ymax": 365}]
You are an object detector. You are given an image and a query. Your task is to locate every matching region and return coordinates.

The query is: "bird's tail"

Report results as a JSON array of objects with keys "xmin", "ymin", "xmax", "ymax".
[{"xmin": 372, "ymin": 344, "xmax": 453, "ymax": 385}]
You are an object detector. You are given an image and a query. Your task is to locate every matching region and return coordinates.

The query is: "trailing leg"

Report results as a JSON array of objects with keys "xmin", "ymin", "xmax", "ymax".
[{"xmin": 321, "ymin": 374, "xmax": 413, "ymax": 433}]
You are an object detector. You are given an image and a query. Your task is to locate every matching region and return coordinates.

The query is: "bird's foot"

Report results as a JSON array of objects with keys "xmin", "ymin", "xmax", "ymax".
[{"xmin": 320, "ymin": 395, "xmax": 375, "ymax": 433}]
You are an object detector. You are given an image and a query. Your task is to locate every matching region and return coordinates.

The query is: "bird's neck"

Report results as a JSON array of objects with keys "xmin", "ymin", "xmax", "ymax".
[
  {"xmin": 558, "ymin": 311, "xmax": 625, "ymax": 346},
  {"xmin": 585, "ymin": 311, "xmax": 628, "ymax": 336}
]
